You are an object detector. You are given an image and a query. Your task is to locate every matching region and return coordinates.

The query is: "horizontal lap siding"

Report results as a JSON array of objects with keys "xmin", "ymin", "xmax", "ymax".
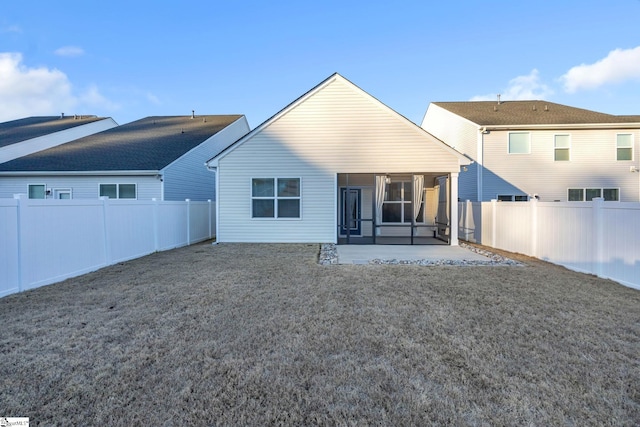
[
  {"xmin": 422, "ymin": 104, "xmax": 480, "ymax": 200},
  {"xmin": 0, "ymin": 176, "xmax": 161, "ymax": 200},
  {"xmin": 483, "ymin": 129, "xmax": 640, "ymax": 201},
  {"xmin": 218, "ymin": 78, "xmax": 462, "ymax": 243}
]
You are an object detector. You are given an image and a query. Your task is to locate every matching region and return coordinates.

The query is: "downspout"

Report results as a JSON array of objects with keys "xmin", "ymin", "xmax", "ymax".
[{"xmin": 477, "ymin": 127, "xmax": 486, "ymax": 201}]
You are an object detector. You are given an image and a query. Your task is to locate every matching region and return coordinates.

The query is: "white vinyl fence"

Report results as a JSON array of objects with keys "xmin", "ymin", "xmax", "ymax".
[
  {"xmin": 1, "ymin": 196, "xmax": 215, "ymax": 297},
  {"xmin": 459, "ymin": 198, "xmax": 640, "ymax": 290}
]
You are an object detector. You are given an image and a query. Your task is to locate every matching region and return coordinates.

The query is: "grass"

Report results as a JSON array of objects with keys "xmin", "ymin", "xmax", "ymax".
[{"xmin": 1, "ymin": 242, "xmax": 639, "ymax": 425}]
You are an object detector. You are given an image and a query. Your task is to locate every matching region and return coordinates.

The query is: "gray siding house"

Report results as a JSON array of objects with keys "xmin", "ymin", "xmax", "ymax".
[
  {"xmin": 207, "ymin": 74, "xmax": 470, "ymax": 245},
  {"xmin": 422, "ymin": 101, "xmax": 640, "ymax": 202},
  {"xmin": 0, "ymin": 114, "xmax": 249, "ymax": 201},
  {"xmin": 0, "ymin": 115, "xmax": 118, "ymax": 164}
]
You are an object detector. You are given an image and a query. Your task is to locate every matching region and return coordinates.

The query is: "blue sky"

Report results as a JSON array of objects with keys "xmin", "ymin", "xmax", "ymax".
[{"xmin": 2, "ymin": 1, "xmax": 640, "ymax": 128}]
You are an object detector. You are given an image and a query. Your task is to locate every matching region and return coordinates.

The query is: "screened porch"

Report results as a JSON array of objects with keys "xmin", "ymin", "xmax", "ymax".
[{"xmin": 337, "ymin": 173, "xmax": 453, "ymax": 245}]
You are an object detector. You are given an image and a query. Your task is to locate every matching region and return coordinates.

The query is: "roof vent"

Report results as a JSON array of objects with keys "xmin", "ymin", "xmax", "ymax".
[
  {"xmin": 493, "ymin": 105, "xmax": 498, "ymax": 112},
  {"xmin": 203, "ymin": 117, "xmax": 206, "ymax": 123},
  {"xmin": 60, "ymin": 113, "xmax": 64, "ymax": 119},
  {"xmin": 191, "ymin": 110, "xmax": 195, "ymax": 119},
  {"xmin": 181, "ymin": 127, "xmax": 184, "ymax": 134},
  {"xmin": 497, "ymin": 94, "xmax": 501, "ymax": 105},
  {"xmin": 533, "ymin": 105, "xmax": 536, "ymax": 111},
  {"xmin": 544, "ymin": 105, "xmax": 549, "ymax": 111}
]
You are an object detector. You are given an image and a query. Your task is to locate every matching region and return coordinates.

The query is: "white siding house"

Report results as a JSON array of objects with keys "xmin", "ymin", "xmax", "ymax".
[
  {"xmin": 422, "ymin": 101, "xmax": 640, "ymax": 202},
  {"xmin": 0, "ymin": 115, "xmax": 249, "ymax": 201},
  {"xmin": 207, "ymin": 74, "xmax": 470, "ymax": 245},
  {"xmin": 0, "ymin": 115, "xmax": 118, "ymax": 164}
]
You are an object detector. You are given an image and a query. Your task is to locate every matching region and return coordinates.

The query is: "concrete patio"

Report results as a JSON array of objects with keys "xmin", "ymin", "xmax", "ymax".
[{"xmin": 335, "ymin": 244, "xmax": 492, "ymax": 264}]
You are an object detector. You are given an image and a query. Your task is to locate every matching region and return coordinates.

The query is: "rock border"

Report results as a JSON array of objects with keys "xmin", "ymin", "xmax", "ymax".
[{"xmin": 319, "ymin": 242, "xmax": 522, "ymax": 266}]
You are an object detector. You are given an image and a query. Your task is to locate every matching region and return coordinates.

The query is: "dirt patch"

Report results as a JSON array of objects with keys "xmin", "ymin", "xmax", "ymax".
[{"xmin": 1, "ymin": 242, "xmax": 638, "ymax": 425}]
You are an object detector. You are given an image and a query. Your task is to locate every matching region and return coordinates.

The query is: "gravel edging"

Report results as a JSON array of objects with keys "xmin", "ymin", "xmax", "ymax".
[{"xmin": 319, "ymin": 242, "xmax": 522, "ymax": 266}]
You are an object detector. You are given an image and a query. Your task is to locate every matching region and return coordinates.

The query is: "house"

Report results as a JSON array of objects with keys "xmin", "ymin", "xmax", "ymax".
[
  {"xmin": 0, "ymin": 114, "xmax": 249, "ymax": 201},
  {"xmin": 0, "ymin": 115, "xmax": 118, "ymax": 164},
  {"xmin": 421, "ymin": 100, "xmax": 640, "ymax": 202},
  {"xmin": 206, "ymin": 73, "xmax": 470, "ymax": 245}
]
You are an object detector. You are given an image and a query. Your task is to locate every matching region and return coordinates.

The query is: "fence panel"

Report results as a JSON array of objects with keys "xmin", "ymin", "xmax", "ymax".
[
  {"xmin": 1, "ymin": 197, "xmax": 215, "ymax": 298},
  {"xmin": 459, "ymin": 199, "xmax": 640, "ymax": 290},
  {"xmin": 0, "ymin": 199, "xmax": 20, "ymax": 297},
  {"xmin": 600, "ymin": 203, "xmax": 640, "ymax": 287}
]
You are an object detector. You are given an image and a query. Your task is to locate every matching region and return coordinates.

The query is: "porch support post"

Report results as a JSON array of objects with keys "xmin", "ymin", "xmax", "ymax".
[{"xmin": 450, "ymin": 172, "xmax": 459, "ymax": 246}]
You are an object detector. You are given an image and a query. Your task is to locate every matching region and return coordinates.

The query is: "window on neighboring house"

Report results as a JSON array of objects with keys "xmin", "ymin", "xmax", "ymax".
[
  {"xmin": 554, "ymin": 134, "xmax": 570, "ymax": 161},
  {"xmin": 568, "ymin": 188, "xmax": 619, "ymax": 201},
  {"xmin": 497, "ymin": 195, "xmax": 529, "ymax": 202},
  {"xmin": 382, "ymin": 181, "xmax": 425, "ymax": 223},
  {"xmin": 617, "ymin": 134, "xmax": 633, "ymax": 160},
  {"xmin": 251, "ymin": 178, "xmax": 300, "ymax": 219},
  {"xmin": 99, "ymin": 183, "xmax": 137, "ymax": 199},
  {"xmin": 28, "ymin": 184, "xmax": 46, "ymax": 199},
  {"xmin": 508, "ymin": 132, "xmax": 530, "ymax": 154}
]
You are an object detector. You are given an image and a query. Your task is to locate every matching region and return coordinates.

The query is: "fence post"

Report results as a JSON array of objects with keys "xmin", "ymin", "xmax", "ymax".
[
  {"xmin": 13, "ymin": 194, "xmax": 26, "ymax": 292},
  {"xmin": 593, "ymin": 197, "xmax": 604, "ymax": 278},
  {"xmin": 530, "ymin": 198, "xmax": 538, "ymax": 257},
  {"xmin": 100, "ymin": 196, "xmax": 111, "ymax": 265},
  {"xmin": 490, "ymin": 199, "xmax": 497, "ymax": 248},
  {"xmin": 208, "ymin": 199, "xmax": 212, "ymax": 239},
  {"xmin": 186, "ymin": 199, "xmax": 191, "ymax": 246},
  {"xmin": 152, "ymin": 198, "xmax": 159, "ymax": 251}
]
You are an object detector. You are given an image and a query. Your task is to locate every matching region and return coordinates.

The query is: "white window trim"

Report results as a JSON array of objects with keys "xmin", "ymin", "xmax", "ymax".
[
  {"xmin": 554, "ymin": 134, "xmax": 571, "ymax": 161},
  {"xmin": 567, "ymin": 187, "xmax": 620, "ymax": 202},
  {"xmin": 616, "ymin": 133, "xmax": 634, "ymax": 161},
  {"xmin": 53, "ymin": 188, "xmax": 73, "ymax": 200},
  {"xmin": 99, "ymin": 183, "xmax": 138, "ymax": 200},
  {"xmin": 508, "ymin": 132, "xmax": 531, "ymax": 154},
  {"xmin": 381, "ymin": 180, "xmax": 426, "ymax": 224},
  {"xmin": 28, "ymin": 183, "xmax": 47, "ymax": 199},
  {"xmin": 250, "ymin": 177, "xmax": 302, "ymax": 220}
]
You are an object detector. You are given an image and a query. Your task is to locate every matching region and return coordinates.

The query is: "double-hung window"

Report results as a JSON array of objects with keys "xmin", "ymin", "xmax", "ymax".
[
  {"xmin": 616, "ymin": 134, "xmax": 633, "ymax": 161},
  {"xmin": 99, "ymin": 183, "xmax": 137, "ymax": 199},
  {"xmin": 251, "ymin": 178, "xmax": 301, "ymax": 219},
  {"xmin": 382, "ymin": 181, "xmax": 425, "ymax": 223},
  {"xmin": 508, "ymin": 132, "xmax": 530, "ymax": 154},
  {"xmin": 554, "ymin": 134, "xmax": 570, "ymax": 161}
]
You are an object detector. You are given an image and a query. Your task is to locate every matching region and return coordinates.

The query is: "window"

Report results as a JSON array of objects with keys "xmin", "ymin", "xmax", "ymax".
[
  {"xmin": 554, "ymin": 134, "xmax": 570, "ymax": 161},
  {"xmin": 497, "ymin": 195, "xmax": 529, "ymax": 202},
  {"xmin": 617, "ymin": 134, "xmax": 633, "ymax": 160},
  {"xmin": 568, "ymin": 188, "xmax": 619, "ymax": 201},
  {"xmin": 28, "ymin": 184, "xmax": 46, "ymax": 199},
  {"xmin": 100, "ymin": 183, "xmax": 137, "ymax": 199},
  {"xmin": 251, "ymin": 178, "xmax": 300, "ymax": 219},
  {"xmin": 382, "ymin": 181, "xmax": 425, "ymax": 223},
  {"xmin": 508, "ymin": 132, "xmax": 530, "ymax": 154}
]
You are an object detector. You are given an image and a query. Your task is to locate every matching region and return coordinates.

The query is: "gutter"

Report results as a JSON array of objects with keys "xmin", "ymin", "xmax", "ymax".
[
  {"xmin": 480, "ymin": 123, "xmax": 640, "ymax": 131},
  {"xmin": 0, "ymin": 170, "xmax": 160, "ymax": 177}
]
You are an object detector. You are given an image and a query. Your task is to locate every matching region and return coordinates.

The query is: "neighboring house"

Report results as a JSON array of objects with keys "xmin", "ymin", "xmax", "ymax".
[
  {"xmin": 206, "ymin": 73, "xmax": 470, "ymax": 245},
  {"xmin": 421, "ymin": 100, "xmax": 640, "ymax": 202},
  {"xmin": 0, "ymin": 114, "xmax": 249, "ymax": 201},
  {"xmin": 0, "ymin": 115, "xmax": 118, "ymax": 164}
]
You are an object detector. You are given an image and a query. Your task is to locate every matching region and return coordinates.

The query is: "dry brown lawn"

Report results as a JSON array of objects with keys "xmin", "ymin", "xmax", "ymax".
[{"xmin": 1, "ymin": 242, "xmax": 639, "ymax": 426}]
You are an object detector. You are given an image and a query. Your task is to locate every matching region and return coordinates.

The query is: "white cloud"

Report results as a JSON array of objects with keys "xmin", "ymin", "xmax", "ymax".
[
  {"xmin": 54, "ymin": 46, "xmax": 85, "ymax": 57},
  {"xmin": 146, "ymin": 92, "xmax": 161, "ymax": 105},
  {"xmin": 1, "ymin": 24, "xmax": 22, "ymax": 33},
  {"xmin": 471, "ymin": 69, "xmax": 554, "ymax": 101},
  {"xmin": 561, "ymin": 46, "xmax": 640, "ymax": 93},
  {"xmin": 0, "ymin": 52, "xmax": 117, "ymax": 122}
]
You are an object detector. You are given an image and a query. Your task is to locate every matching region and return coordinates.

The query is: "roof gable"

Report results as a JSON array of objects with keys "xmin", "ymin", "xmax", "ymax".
[
  {"xmin": 0, "ymin": 115, "xmax": 243, "ymax": 172},
  {"xmin": 209, "ymin": 73, "xmax": 468, "ymax": 166},
  {"xmin": 434, "ymin": 101, "xmax": 640, "ymax": 126},
  {"xmin": 0, "ymin": 116, "xmax": 107, "ymax": 148}
]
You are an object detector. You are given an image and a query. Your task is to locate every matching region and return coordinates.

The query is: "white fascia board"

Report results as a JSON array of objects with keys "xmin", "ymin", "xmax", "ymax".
[
  {"xmin": 483, "ymin": 122, "xmax": 640, "ymax": 131},
  {"xmin": 0, "ymin": 170, "xmax": 159, "ymax": 177}
]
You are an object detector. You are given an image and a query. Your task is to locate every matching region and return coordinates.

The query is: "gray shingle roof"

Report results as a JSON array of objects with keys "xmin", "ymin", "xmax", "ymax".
[
  {"xmin": 0, "ymin": 116, "xmax": 106, "ymax": 148},
  {"xmin": 433, "ymin": 101, "xmax": 640, "ymax": 126},
  {"xmin": 0, "ymin": 115, "xmax": 243, "ymax": 172}
]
